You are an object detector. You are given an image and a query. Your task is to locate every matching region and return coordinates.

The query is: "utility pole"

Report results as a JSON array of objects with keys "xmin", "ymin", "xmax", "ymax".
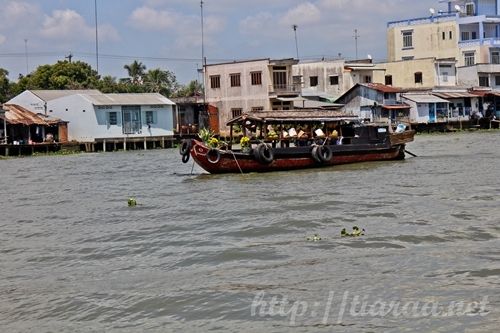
[
  {"xmin": 201, "ymin": 0, "xmax": 207, "ymax": 129},
  {"xmin": 293, "ymin": 25, "xmax": 299, "ymax": 60},
  {"xmin": 94, "ymin": 0, "xmax": 99, "ymax": 74},
  {"xmin": 24, "ymin": 39, "xmax": 29, "ymax": 75},
  {"xmin": 353, "ymin": 29, "xmax": 360, "ymax": 60},
  {"xmin": 65, "ymin": 53, "xmax": 73, "ymax": 63}
]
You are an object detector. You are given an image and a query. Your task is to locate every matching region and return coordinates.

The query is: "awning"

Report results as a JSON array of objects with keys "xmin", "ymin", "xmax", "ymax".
[
  {"xmin": 432, "ymin": 92, "xmax": 477, "ymax": 99},
  {"xmin": 470, "ymin": 90, "xmax": 500, "ymax": 97},
  {"xmin": 276, "ymin": 97, "xmax": 307, "ymax": 102},
  {"xmin": 402, "ymin": 94, "xmax": 449, "ymax": 103},
  {"xmin": 383, "ymin": 104, "xmax": 411, "ymax": 110}
]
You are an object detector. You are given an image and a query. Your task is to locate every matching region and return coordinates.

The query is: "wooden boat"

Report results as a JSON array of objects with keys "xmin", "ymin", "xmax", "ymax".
[{"xmin": 179, "ymin": 110, "xmax": 415, "ymax": 174}]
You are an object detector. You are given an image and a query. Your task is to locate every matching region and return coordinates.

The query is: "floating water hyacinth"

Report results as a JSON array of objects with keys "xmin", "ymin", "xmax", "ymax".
[
  {"xmin": 128, "ymin": 198, "xmax": 137, "ymax": 207},
  {"xmin": 341, "ymin": 226, "xmax": 365, "ymax": 237},
  {"xmin": 306, "ymin": 234, "xmax": 322, "ymax": 242}
]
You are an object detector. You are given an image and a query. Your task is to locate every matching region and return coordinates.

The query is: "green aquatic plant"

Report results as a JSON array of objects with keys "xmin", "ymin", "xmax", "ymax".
[
  {"xmin": 128, "ymin": 197, "xmax": 137, "ymax": 207},
  {"xmin": 306, "ymin": 234, "xmax": 322, "ymax": 242},
  {"xmin": 341, "ymin": 226, "xmax": 365, "ymax": 237}
]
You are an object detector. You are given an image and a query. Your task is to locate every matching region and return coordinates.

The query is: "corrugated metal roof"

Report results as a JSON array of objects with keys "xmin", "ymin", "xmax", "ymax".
[
  {"xmin": 403, "ymin": 94, "xmax": 449, "ymax": 103},
  {"xmin": 227, "ymin": 110, "xmax": 358, "ymax": 125},
  {"xmin": 432, "ymin": 92, "xmax": 477, "ymax": 98},
  {"xmin": 83, "ymin": 93, "xmax": 175, "ymax": 106},
  {"xmin": 1, "ymin": 104, "xmax": 61, "ymax": 125},
  {"xmin": 361, "ymin": 83, "xmax": 402, "ymax": 93},
  {"xmin": 31, "ymin": 90, "xmax": 102, "ymax": 101}
]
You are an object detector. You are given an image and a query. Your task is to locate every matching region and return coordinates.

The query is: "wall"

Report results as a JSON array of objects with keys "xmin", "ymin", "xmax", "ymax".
[
  {"xmin": 48, "ymin": 95, "xmax": 174, "ymax": 141},
  {"xmin": 293, "ymin": 60, "xmax": 345, "ymax": 98},
  {"xmin": 387, "ymin": 19, "xmax": 459, "ymax": 62},
  {"xmin": 8, "ymin": 91, "xmax": 45, "ymax": 114},
  {"xmin": 376, "ymin": 58, "xmax": 458, "ymax": 88},
  {"xmin": 205, "ymin": 59, "xmax": 271, "ymax": 133}
]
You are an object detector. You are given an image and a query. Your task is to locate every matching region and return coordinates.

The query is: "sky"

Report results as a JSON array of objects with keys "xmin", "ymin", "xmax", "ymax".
[{"xmin": 0, "ymin": 0, "xmax": 450, "ymax": 85}]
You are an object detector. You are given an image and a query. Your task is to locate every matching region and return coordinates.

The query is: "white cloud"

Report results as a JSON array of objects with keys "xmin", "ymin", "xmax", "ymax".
[
  {"xmin": 129, "ymin": 6, "xmax": 178, "ymax": 31},
  {"xmin": 40, "ymin": 9, "xmax": 119, "ymax": 42},
  {"xmin": 0, "ymin": 1, "xmax": 40, "ymax": 30},
  {"xmin": 279, "ymin": 2, "xmax": 321, "ymax": 26}
]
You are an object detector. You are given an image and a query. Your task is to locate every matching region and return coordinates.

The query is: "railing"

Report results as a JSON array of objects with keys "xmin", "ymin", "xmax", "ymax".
[
  {"xmin": 459, "ymin": 37, "xmax": 500, "ymax": 48},
  {"xmin": 269, "ymin": 84, "xmax": 301, "ymax": 95}
]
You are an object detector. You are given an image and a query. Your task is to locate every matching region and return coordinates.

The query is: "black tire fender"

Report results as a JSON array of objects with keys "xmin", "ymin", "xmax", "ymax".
[
  {"xmin": 254, "ymin": 143, "xmax": 274, "ymax": 164},
  {"xmin": 312, "ymin": 145, "xmax": 332, "ymax": 163},
  {"xmin": 179, "ymin": 139, "xmax": 192, "ymax": 156},
  {"xmin": 207, "ymin": 148, "xmax": 221, "ymax": 164},
  {"xmin": 181, "ymin": 152, "xmax": 190, "ymax": 163}
]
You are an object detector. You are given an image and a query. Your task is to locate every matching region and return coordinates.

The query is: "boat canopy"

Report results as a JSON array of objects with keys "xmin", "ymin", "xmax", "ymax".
[{"xmin": 227, "ymin": 109, "xmax": 359, "ymax": 126}]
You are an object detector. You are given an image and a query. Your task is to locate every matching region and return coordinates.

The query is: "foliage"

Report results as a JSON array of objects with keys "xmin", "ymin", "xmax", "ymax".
[
  {"xmin": 144, "ymin": 68, "xmax": 179, "ymax": 96},
  {"xmin": 0, "ymin": 68, "xmax": 10, "ymax": 102},
  {"xmin": 208, "ymin": 137, "xmax": 219, "ymax": 148},
  {"xmin": 123, "ymin": 60, "xmax": 146, "ymax": 84},
  {"xmin": 240, "ymin": 136, "xmax": 250, "ymax": 147},
  {"xmin": 198, "ymin": 127, "xmax": 214, "ymax": 143},
  {"xmin": 174, "ymin": 80, "xmax": 203, "ymax": 98}
]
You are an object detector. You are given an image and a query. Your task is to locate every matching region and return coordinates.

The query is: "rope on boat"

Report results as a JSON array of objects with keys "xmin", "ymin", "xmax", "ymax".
[
  {"xmin": 190, "ymin": 158, "xmax": 195, "ymax": 174},
  {"xmin": 405, "ymin": 149, "xmax": 417, "ymax": 157},
  {"xmin": 230, "ymin": 150, "xmax": 244, "ymax": 174}
]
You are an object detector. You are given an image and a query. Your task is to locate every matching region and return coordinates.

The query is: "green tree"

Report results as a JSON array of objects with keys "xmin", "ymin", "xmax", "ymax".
[
  {"xmin": 0, "ymin": 68, "xmax": 11, "ymax": 102},
  {"xmin": 143, "ymin": 68, "xmax": 179, "ymax": 96},
  {"xmin": 175, "ymin": 80, "xmax": 203, "ymax": 98},
  {"xmin": 13, "ymin": 60, "xmax": 99, "ymax": 92},
  {"xmin": 123, "ymin": 60, "xmax": 146, "ymax": 84}
]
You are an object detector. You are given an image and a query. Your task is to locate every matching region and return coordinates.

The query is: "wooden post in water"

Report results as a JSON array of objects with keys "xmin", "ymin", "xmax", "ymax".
[
  {"xmin": 103, "ymin": 139, "xmax": 106, "ymax": 152},
  {"xmin": 144, "ymin": 138, "xmax": 147, "ymax": 150},
  {"xmin": 123, "ymin": 137, "xmax": 127, "ymax": 151}
]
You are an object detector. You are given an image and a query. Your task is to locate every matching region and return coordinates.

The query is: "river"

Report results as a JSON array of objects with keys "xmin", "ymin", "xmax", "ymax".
[{"xmin": 0, "ymin": 131, "xmax": 499, "ymax": 332}]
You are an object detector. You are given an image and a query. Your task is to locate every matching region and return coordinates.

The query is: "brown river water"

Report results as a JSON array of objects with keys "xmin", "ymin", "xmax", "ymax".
[{"xmin": 0, "ymin": 131, "xmax": 499, "ymax": 332}]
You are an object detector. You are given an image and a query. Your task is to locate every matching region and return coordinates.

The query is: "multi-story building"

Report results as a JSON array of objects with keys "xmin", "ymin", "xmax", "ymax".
[
  {"xmin": 386, "ymin": 0, "xmax": 500, "ymax": 88},
  {"xmin": 204, "ymin": 58, "xmax": 299, "ymax": 134},
  {"xmin": 293, "ymin": 59, "xmax": 383, "ymax": 100}
]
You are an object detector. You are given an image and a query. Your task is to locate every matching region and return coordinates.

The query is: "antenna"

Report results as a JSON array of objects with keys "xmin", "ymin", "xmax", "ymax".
[
  {"xmin": 429, "ymin": 7, "xmax": 435, "ymax": 15},
  {"xmin": 353, "ymin": 29, "xmax": 360, "ymax": 60},
  {"xmin": 65, "ymin": 52, "xmax": 73, "ymax": 63},
  {"xmin": 292, "ymin": 24, "xmax": 299, "ymax": 60}
]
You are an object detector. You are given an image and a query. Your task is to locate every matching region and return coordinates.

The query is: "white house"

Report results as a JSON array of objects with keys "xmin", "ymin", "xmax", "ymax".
[
  {"xmin": 8, "ymin": 90, "xmax": 175, "ymax": 142},
  {"xmin": 401, "ymin": 94, "xmax": 449, "ymax": 123}
]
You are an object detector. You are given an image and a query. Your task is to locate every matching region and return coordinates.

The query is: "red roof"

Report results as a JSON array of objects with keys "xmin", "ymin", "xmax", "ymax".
[
  {"xmin": 383, "ymin": 104, "xmax": 411, "ymax": 110},
  {"xmin": 361, "ymin": 83, "xmax": 402, "ymax": 93},
  {"xmin": 1, "ymin": 104, "xmax": 62, "ymax": 126}
]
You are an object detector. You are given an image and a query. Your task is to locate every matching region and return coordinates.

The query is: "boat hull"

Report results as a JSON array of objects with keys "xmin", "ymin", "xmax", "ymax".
[{"xmin": 189, "ymin": 140, "xmax": 406, "ymax": 174}]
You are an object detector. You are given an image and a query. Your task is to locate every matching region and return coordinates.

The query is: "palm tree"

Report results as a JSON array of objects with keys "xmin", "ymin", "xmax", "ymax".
[
  {"xmin": 144, "ymin": 68, "xmax": 179, "ymax": 96},
  {"xmin": 123, "ymin": 60, "xmax": 146, "ymax": 84}
]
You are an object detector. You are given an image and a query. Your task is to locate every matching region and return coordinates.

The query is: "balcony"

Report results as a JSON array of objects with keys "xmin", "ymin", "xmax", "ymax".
[
  {"xmin": 458, "ymin": 37, "xmax": 500, "ymax": 48},
  {"xmin": 268, "ymin": 84, "xmax": 301, "ymax": 96}
]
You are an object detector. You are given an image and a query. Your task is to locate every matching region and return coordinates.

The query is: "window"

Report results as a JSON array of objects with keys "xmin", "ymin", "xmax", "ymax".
[
  {"xmin": 108, "ymin": 112, "xmax": 117, "ymax": 125},
  {"xmin": 471, "ymin": 31, "xmax": 477, "ymax": 40},
  {"xmin": 251, "ymin": 106, "xmax": 264, "ymax": 112},
  {"xmin": 364, "ymin": 76, "xmax": 372, "ymax": 83},
  {"xmin": 442, "ymin": 31, "xmax": 446, "ymax": 40},
  {"xmin": 402, "ymin": 30, "xmax": 413, "ymax": 48},
  {"xmin": 479, "ymin": 76, "xmax": 489, "ymax": 87},
  {"xmin": 492, "ymin": 51, "xmax": 500, "ymax": 64},
  {"xmin": 230, "ymin": 73, "xmax": 241, "ymax": 87},
  {"xmin": 465, "ymin": 2, "xmax": 475, "ymax": 16},
  {"xmin": 210, "ymin": 75, "xmax": 220, "ymax": 88},
  {"xmin": 251, "ymin": 71, "xmax": 262, "ymax": 85},
  {"xmin": 414, "ymin": 72, "xmax": 423, "ymax": 84},
  {"xmin": 402, "ymin": 56, "xmax": 414, "ymax": 61},
  {"xmin": 461, "ymin": 31, "xmax": 470, "ymax": 41},
  {"xmin": 385, "ymin": 75, "xmax": 393, "ymax": 86},
  {"xmin": 495, "ymin": 76, "xmax": 500, "ymax": 86},
  {"xmin": 273, "ymin": 68, "xmax": 287, "ymax": 89},
  {"xmin": 449, "ymin": 31, "xmax": 453, "ymax": 39},
  {"xmin": 329, "ymin": 75, "xmax": 339, "ymax": 85},
  {"xmin": 231, "ymin": 108, "xmax": 242, "ymax": 118},
  {"xmin": 145, "ymin": 111, "xmax": 156, "ymax": 124},
  {"xmin": 464, "ymin": 52, "xmax": 475, "ymax": 66},
  {"xmin": 310, "ymin": 76, "xmax": 318, "ymax": 87}
]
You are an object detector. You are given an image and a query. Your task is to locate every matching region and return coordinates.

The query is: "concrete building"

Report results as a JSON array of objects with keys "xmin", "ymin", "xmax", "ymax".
[
  {"xmin": 387, "ymin": 0, "xmax": 500, "ymax": 90},
  {"xmin": 376, "ymin": 58, "xmax": 458, "ymax": 89},
  {"xmin": 293, "ymin": 59, "xmax": 384, "ymax": 100},
  {"xmin": 204, "ymin": 58, "xmax": 299, "ymax": 134},
  {"xmin": 8, "ymin": 90, "xmax": 175, "ymax": 142}
]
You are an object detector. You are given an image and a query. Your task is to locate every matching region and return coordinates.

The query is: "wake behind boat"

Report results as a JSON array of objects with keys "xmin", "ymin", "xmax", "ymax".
[{"xmin": 179, "ymin": 110, "xmax": 415, "ymax": 174}]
